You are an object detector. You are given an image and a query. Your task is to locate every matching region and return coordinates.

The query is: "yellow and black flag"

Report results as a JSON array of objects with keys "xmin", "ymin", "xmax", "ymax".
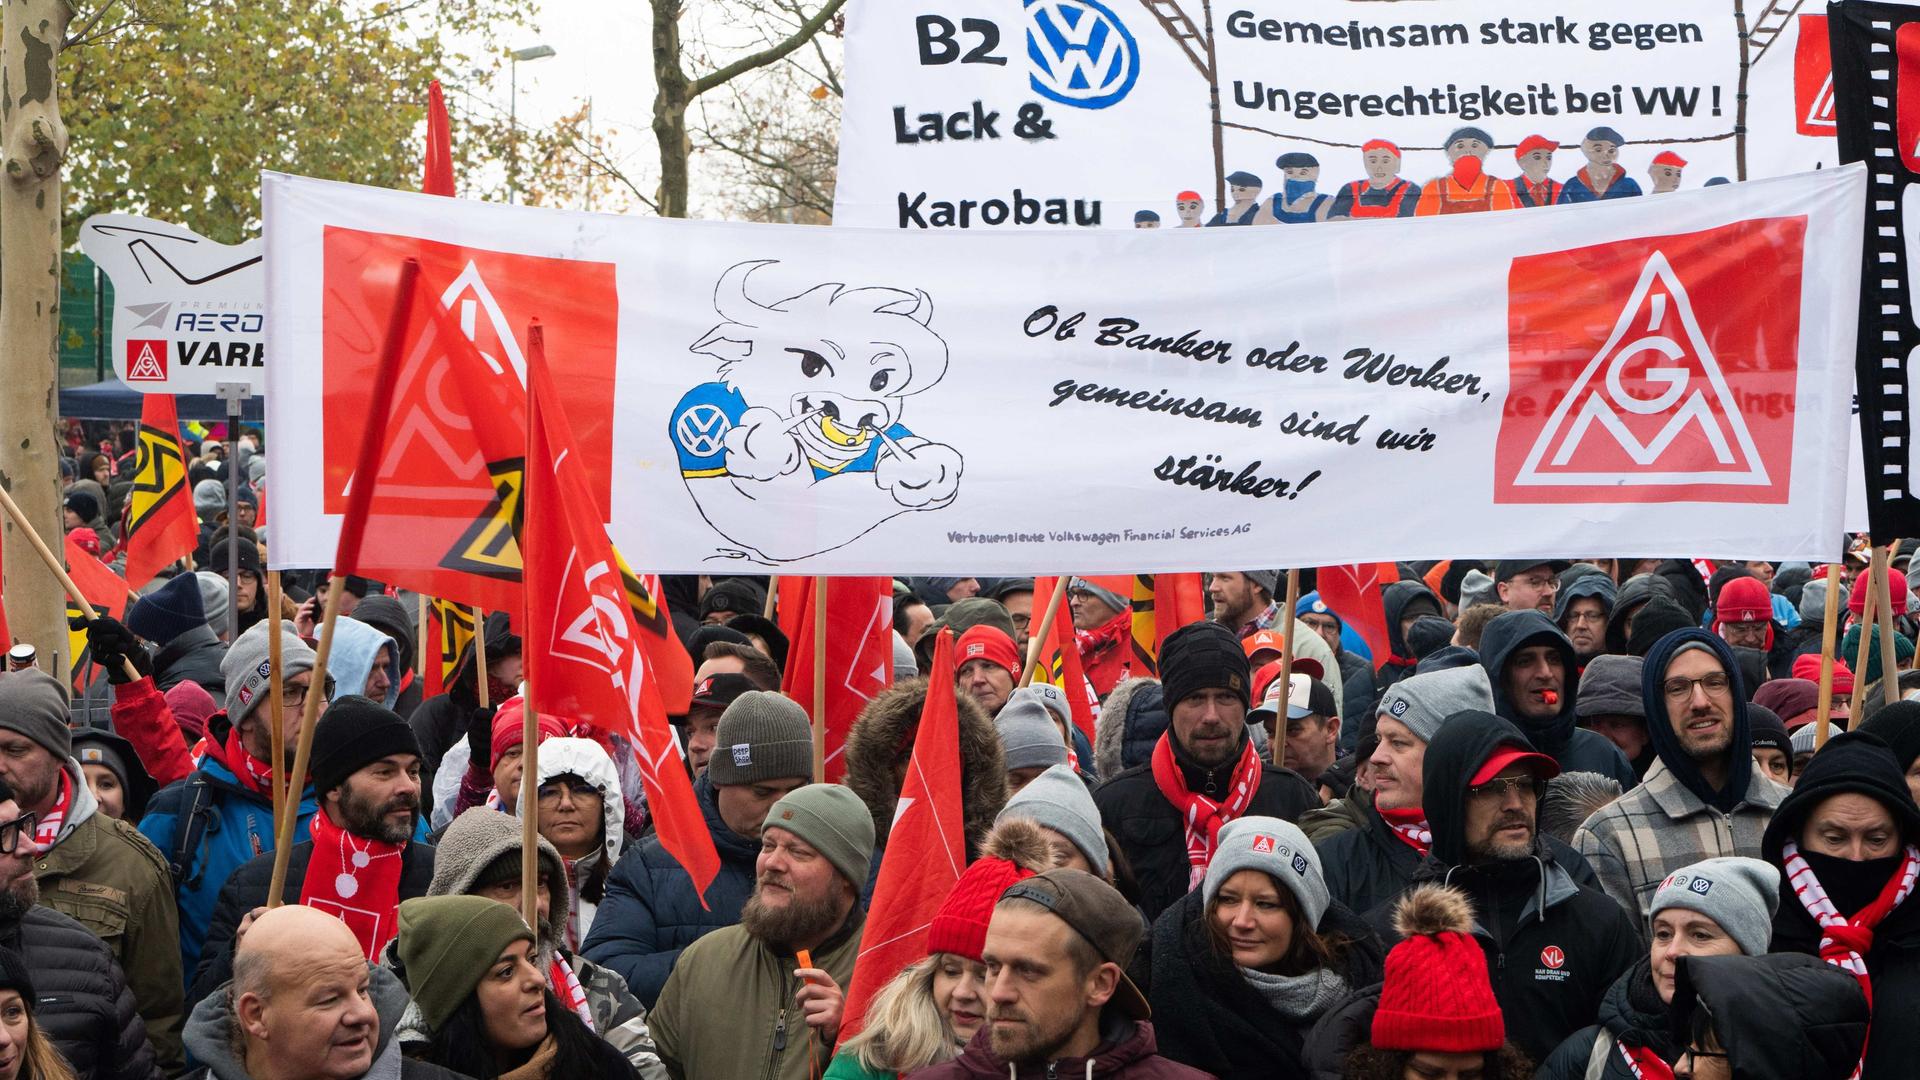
[
  {"xmin": 123, "ymin": 394, "xmax": 198, "ymax": 589},
  {"xmin": 424, "ymin": 598, "xmax": 475, "ymax": 698}
]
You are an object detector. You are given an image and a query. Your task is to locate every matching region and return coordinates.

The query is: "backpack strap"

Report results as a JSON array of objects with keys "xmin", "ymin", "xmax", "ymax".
[
  {"xmin": 167, "ymin": 773, "xmax": 217, "ymax": 890},
  {"xmin": 1585, "ymin": 1029, "xmax": 1615, "ymax": 1080}
]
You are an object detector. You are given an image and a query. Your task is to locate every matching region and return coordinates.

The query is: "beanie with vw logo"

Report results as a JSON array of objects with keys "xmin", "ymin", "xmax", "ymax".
[
  {"xmin": 1649, "ymin": 856, "xmax": 1781, "ymax": 957},
  {"xmin": 1201, "ymin": 816, "xmax": 1330, "ymax": 930},
  {"xmin": 706, "ymin": 691, "xmax": 814, "ymax": 787}
]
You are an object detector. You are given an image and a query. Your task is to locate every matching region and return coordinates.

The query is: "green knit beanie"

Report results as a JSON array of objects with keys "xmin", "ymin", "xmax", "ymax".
[{"xmin": 396, "ymin": 895, "xmax": 535, "ymax": 1031}]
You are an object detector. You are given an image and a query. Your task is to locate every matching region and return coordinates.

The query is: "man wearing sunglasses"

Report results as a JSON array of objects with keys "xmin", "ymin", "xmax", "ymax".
[
  {"xmin": 1417, "ymin": 709, "xmax": 1640, "ymax": 1063},
  {"xmin": 0, "ymin": 776, "xmax": 164, "ymax": 1080},
  {"xmin": 1573, "ymin": 628, "xmax": 1789, "ymax": 922}
]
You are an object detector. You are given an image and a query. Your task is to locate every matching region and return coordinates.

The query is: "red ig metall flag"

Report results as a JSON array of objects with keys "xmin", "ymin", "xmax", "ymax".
[
  {"xmin": 521, "ymin": 326, "xmax": 718, "ymax": 903},
  {"xmin": 777, "ymin": 576, "xmax": 894, "ymax": 781}
]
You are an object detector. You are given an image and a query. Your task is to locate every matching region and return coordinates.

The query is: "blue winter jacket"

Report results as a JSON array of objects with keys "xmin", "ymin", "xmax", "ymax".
[
  {"xmin": 139, "ymin": 755, "xmax": 316, "ymax": 984},
  {"xmin": 581, "ymin": 773, "xmax": 760, "ymax": 1008}
]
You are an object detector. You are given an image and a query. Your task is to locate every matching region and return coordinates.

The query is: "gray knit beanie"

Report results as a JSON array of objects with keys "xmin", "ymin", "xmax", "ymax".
[
  {"xmin": 196, "ymin": 572, "xmax": 231, "ymax": 640},
  {"xmin": 764, "ymin": 784, "xmax": 876, "ymax": 889},
  {"xmin": 1201, "ymin": 816, "xmax": 1330, "ymax": 930},
  {"xmin": 1377, "ymin": 665, "xmax": 1495, "ymax": 743},
  {"xmin": 1650, "ymin": 857, "xmax": 1781, "ymax": 957},
  {"xmin": 1575, "ymin": 655, "xmax": 1645, "ymax": 719},
  {"xmin": 1244, "ymin": 570, "xmax": 1280, "ymax": 595},
  {"xmin": 1012, "ymin": 684, "xmax": 1072, "ymax": 730},
  {"xmin": 0, "ymin": 670, "xmax": 71, "ymax": 760},
  {"xmin": 707, "ymin": 691, "xmax": 815, "ymax": 786},
  {"xmin": 220, "ymin": 621, "xmax": 317, "ymax": 726},
  {"xmin": 996, "ymin": 764, "xmax": 1108, "ymax": 877},
  {"xmin": 995, "ymin": 698, "xmax": 1068, "ymax": 772}
]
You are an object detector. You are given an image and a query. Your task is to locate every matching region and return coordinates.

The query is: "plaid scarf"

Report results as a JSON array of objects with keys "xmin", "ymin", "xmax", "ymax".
[
  {"xmin": 1783, "ymin": 839, "xmax": 1920, "ymax": 1079},
  {"xmin": 1150, "ymin": 732, "xmax": 1262, "ymax": 889},
  {"xmin": 32, "ymin": 771, "xmax": 71, "ymax": 854},
  {"xmin": 1376, "ymin": 803, "xmax": 1432, "ymax": 856}
]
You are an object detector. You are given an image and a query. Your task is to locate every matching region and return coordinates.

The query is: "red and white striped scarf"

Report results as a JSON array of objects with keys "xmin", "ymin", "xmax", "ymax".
[
  {"xmin": 1149, "ymin": 732, "xmax": 1262, "ymax": 889},
  {"xmin": 1617, "ymin": 1040, "xmax": 1673, "ymax": 1080},
  {"xmin": 1376, "ymin": 803, "xmax": 1432, "ymax": 857},
  {"xmin": 32, "ymin": 771, "xmax": 71, "ymax": 854},
  {"xmin": 548, "ymin": 956, "xmax": 594, "ymax": 1031},
  {"xmin": 1783, "ymin": 839, "xmax": 1920, "ymax": 1079}
]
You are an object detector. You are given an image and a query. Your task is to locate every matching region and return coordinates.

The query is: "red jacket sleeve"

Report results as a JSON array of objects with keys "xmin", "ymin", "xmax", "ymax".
[{"xmin": 111, "ymin": 677, "xmax": 195, "ymax": 787}]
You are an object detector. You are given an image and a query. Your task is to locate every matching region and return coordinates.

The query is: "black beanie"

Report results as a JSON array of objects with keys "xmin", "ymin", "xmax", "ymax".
[
  {"xmin": 127, "ymin": 573, "xmax": 208, "ymax": 647},
  {"xmin": 0, "ymin": 946, "xmax": 32, "ymax": 1007},
  {"xmin": 1406, "ymin": 615, "xmax": 1456, "ymax": 660},
  {"xmin": 1158, "ymin": 620, "xmax": 1250, "ymax": 710},
  {"xmin": 1763, "ymin": 731, "xmax": 1920, "ymax": 864},
  {"xmin": 1627, "ymin": 598, "xmax": 1698, "ymax": 658},
  {"xmin": 309, "ymin": 696, "xmax": 422, "ymax": 796},
  {"xmin": 1748, "ymin": 704, "xmax": 1792, "ymax": 759},
  {"xmin": 1858, "ymin": 700, "xmax": 1920, "ymax": 772}
]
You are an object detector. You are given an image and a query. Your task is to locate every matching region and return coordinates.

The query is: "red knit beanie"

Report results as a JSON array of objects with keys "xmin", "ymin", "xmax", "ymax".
[
  {"xmin": 1371, "ymin": 886, "xmax": 1505, "ymax": 1053},
  {"xmin": 1849, "ymin": 567, "xmax": 1911, "ymax": 616},
  {"xmin": 926, "ymin": 819, "xmax": 1050, "ymax": 961},
  {"xmin": 491, "ymin": 697, "xmax": 567, "ymax": 760},
  {"xmin": 955, "ymin": 625, "xmax": 1020, "ymax": 679}
]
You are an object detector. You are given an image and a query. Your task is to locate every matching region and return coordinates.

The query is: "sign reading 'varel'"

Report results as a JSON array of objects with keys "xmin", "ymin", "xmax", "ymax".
[{"xmin": 79, "ymin": 214, "xmax": 265, "ymax": 395}]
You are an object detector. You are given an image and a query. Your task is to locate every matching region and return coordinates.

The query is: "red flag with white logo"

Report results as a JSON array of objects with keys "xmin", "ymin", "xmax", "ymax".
[
  {"xmin": 1316, "ymin": 563, "xmax": 1399, "ymax": 671},
  {"xmin": 839, "ymin": 628, "xmax": 965, "ymax": 1040},
  {"xmin": 1033, "ymin": 576, "xmax": 1099, "ymax": 747},
  {"xmin": 780, "ymin": 576, "xmax": 894, "ymax": 781},
  {"xmin": 521, "ymin": 326, "xmax": 718, "ymax": 902}
]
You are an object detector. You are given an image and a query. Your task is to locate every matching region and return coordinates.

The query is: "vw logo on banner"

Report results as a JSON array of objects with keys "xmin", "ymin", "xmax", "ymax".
[{"xmin": 1024, "ymin": 0, "xmax": 1141, "ymax": 110}]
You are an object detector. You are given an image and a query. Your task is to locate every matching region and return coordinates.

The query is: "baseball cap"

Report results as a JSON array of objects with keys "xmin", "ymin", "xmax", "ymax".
[
  {"xmin": 691, "ymin": 672, "xmax": 756, "ymax": 712},
  {"xmin": 1251, "ymin": 657, "xmax": 1326, "ymax": 704},
  {"xmin": 1470, "ymin": 744, "xmax": 1562, "ymax": 786},
  {"xmin": 1493, "ymin": 559, "xmax": 1570, "ymax": 583},
  {"xmin": 1251, "ymin": 673, "xmax": 1336, "ymax": 722},
  {"xmin": 999, "ymin": 869, "xmax": 1150, "ymax": 1019}
]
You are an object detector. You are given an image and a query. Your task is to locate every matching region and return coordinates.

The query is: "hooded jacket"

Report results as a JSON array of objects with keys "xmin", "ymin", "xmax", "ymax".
[
  {"xmin": 1411, "ymin": 710, "xmax": 1642, "ymax": 1062},
  {"xmin": 408, "ymin": 610, "xmax": 519, "ymax": 795},
  {"xmin": 1142, "ymin": 888, "xmax": 1384, "ymax": 1079},
  {"xmin": 1096, "ymin": 678, "xmax": 1169, "ymax": 782},
  {"xmin": 351, "ymin": 594, "xmax": 423, "ymax": 718},
  {"xmin": 1478, "ymin": 610, "xmax": 1635, "ymax": 787},
  {"xmin": 1762, "ymin": 732, "xmax": 1920, "ymax": 1080},
  {"xmin": 1534, "ymin": 958, "xmax": 1678, "ymax": 1080},
  {"xmin": 1653, "ymin": 560, "xmax": 1710, "ymax": 624},
  {"xmin": 584, "ymin": 773, "xmax": 764, "ymax": 1007},
  {"xmin": 152, "ymin": 623, "xmax": 227, "ymax": 697},
  {"xmin": 906, "ymin": 1017, "xmax": 1213, "ymax": 1079},
  {"xmin": 328, "ymin": 616, "xmax": 403, "ymax": 711},
  {"xmin": 1375, "ymin": 581, "xmax": 1443, "ymax": 697},
  {"xmin": 1605, "ymin": 574, "xmax": 1675, "ymax": 655},
  {"xmin": 1093, "ymin": 728, "xmax": 1321, "ymax": 921},
  {"xmin": 3, "ymin": 898, "xmax": 162, "ymax": 1080},
  {"xmin": 844, "ymin": 677, "xmax": 1007, "ymax": 858},
  {"xmin": 1553, "ymin": 575, "xmax": 1617, "ymax": 660},
  {"xmin": 35, "ymin": 755, "xmax": 185, "ymax": 1074},
  {"xmin": 1572, "ymin": 629, "xmax": 1786, "ymax": 919},
  {"xmin": 183, "ymin": 964, "xmax": 464, "ymax": 1080},
  {"xmin": 534, "ymin": 737, "xmax": 627, "ymax": 949},
  {"xmin": 1669, "ymin": 953, "xmax": 1869, "ymax": 1080}
]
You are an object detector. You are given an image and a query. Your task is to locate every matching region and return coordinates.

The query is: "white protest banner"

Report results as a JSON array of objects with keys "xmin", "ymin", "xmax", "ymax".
[
  {"xmin": 77, "ymin": 215, "xmax": 266, "ymax": 394},
  {"xmin": 833, "ymin": 0, "xmax": 1841, "ymax": 229},
  {"xmin": 263, "ymin": 166, "xmax": 1861, "ymax": 574}
]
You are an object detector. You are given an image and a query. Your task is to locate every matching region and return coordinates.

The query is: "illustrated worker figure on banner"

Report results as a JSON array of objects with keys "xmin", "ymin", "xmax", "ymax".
[
  {"xmin": 1205, "ymin": 171, "xmax": 1264, "ymax": 226},
  {"xmin": 1329, "ymin": 139, "xmax": 1422, "ymax": 219},
  {"xmin": 1510, "ymin": 135, "xmax": 1562, "ymax": 208},
  {"xmin": 1173, "ymin": 191, "xmax": 1206, "ymax": 227},
  {"xmin": 1648, "ymin": 151, "xmax": 1687, "ymax": 193},
  {"xmin": 1255, "ymin": 152, "xmax": 1332, "ymax": 224},
  {"xmin": 1559, "ymin": 127, "xmax": 1643, "ymax": 203},
  {"xmin": 1134, "ymin": 210, "xmax": 1162, "ymax": 229},
  {"xmin": 1415, "ymin": 127, "xmax": 1518, "ymax": 215}
]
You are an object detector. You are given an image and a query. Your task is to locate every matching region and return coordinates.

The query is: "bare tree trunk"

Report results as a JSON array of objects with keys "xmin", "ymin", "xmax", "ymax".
[
  {"xmin": 1, "ymin": 0, "xmax": 71, "ymax": 664},
  {"xmin": 652, "ymin": 0, "xmax": 845, "ymax": 219}
]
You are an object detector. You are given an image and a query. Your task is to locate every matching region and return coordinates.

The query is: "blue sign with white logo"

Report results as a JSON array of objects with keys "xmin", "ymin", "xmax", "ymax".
[{"xmin": 1024, "ymin": 0, "xmax": 1140, "ymax": 110}]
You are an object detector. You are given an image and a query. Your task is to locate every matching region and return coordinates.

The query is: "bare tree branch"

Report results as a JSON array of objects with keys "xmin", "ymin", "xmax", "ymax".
[{"xmin": 688, "ymin": 0, "xmax": 844, "ymax": 99}]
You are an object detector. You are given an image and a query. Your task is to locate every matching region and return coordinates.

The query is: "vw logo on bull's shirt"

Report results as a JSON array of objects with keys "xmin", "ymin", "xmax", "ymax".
[{"xmin": 1024, "ymin": 0, "xmax": 1140, "ymax": 110}]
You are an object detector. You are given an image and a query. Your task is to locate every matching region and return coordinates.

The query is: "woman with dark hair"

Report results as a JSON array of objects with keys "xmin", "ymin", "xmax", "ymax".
[
  {"xmin": 0, "ymin": 946, "xmax": 77, "ymax": 1080},
  {"xmin": 395, "ymin": 896, "xmax": 636, "ymax": 1080},
  {"xmin": 530, "ymin": 738, "xmax": 624, "ymax": 950},
  {"xmin": 1144, "ymin": 816, "xmax": 1383, "ymax": 1079}
]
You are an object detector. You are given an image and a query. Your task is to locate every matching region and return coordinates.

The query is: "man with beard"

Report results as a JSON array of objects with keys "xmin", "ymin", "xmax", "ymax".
[
  {"xmin": 1574, "ymin": 629, "xmax": 1787, "ymax": 920},
  {"xmin": 651, "ymin": 784, "xmax": 874, "ymax": 1080},
  {"xmin": 1208, "ymin": 570, "xmax": 1280, "ymax": 638},
  {"xmin": 1479, "ymin": 610, "xmax": 1637, "ymax": 785},
  {"xmin": 0, "ymin": 779, "xmax": 163, "ymax": 1080},
  {"xmin": 910, "ymin": 869, "xmax": 1209, "ymax": 1079},
  {"xmin": 0, "ymin": 669, "xmax": 182, "ymax": 1072},
  {"xmin": 189, "ymin": 698, "xmax": 433, "ymax": 1008},
  {"xmin": 1414, "ymin": 711, "xmax": 1640, "ymax": 1062}
]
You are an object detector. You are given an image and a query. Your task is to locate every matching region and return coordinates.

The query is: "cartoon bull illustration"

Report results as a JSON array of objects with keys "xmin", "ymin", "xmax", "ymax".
[{"xmin": 669, "ymin": 260, "xmax": 964, "ymax": 562}]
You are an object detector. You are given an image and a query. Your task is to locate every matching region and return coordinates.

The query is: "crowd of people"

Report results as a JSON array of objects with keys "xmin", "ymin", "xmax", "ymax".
[{"xmin": 15, "ymin": 422, "xmax": 1920, "ymax": 1080}]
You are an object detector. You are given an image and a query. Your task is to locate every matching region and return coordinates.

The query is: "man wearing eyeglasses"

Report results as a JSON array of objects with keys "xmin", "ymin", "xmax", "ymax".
[
  {"xmin": 0, "ymin": 669, "xmax": 183, "ymax": 1073},
  {"xmin": 1418, "ymin": 709, "xmax": 1640, "ymax": 1063},
  {"xmin": 1572, "ymin": 628, "xmax": 1789, "ymax": 923},
  {"xmin": 0, "ymin": 777, "xmax": 165, "ymax": 1080}
]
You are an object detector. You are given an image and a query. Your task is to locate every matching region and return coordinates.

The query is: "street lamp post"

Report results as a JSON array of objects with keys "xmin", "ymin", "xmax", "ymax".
[{"xmin": 508, "ymin": 44, "xmax": 557, "ymax": 203}]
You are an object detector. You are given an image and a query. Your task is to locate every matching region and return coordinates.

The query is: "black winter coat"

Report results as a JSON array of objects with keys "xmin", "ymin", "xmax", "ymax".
[
  {"xmin": 1094, "ymin": 732, "xmax": 1321, "ymax": 921},
  {"xmin": 1534, "ymin": 958, "xmax": 1676, "ymax": 1080},
  {"xmin": 188, "ymin": 838, "xmax": 436, "ymax": 1009},
  {"xmin": 3, "ymin": 902, "xmax": 162, "ymax": 1080},
  {"xmin": 581, "ymin": 774, "xmax": 761, "ymax": 1007},
  {"xmin": 1477, "ymin": 610, "xmax": 1636, "ymax": 787},
  {"xmin": 153, "ymin": 625, "xmax": 227, "ymax": 696},
  {"xmin": 1769, "ymin": 880, "xmax": 1920, "ymax": 1080},
  {"xmin": 1141, "ymin": 889, "xmax": 1383, "ymax": 1080}
]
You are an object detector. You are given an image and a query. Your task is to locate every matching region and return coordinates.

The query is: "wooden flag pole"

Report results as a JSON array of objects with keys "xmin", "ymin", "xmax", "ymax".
[
  {"xmin": 1815, "ymin": 563, "xmax": 1843, "ymax": 750},
  {"xmin": 1851, "ymin": 554, "xmax": 1879, "ymax": 711},
  {"xmin": 267, "ymin": 571, "xmax": 287, "ymax": 829},
  {"xmin": 1272, "ymin": 569, "xmax": 1301, "ymax": 763},
  {"xmin": 473, "ymin": 606, "xmax": 490, "ymax": 710},
  {"xmin": 812, "ymin": 576, "xmax": 827, "ymax": 783},
  {"xmin": 520, "ymin": 669, "xmax": 540, "ymax": 932},
  {"xmin": 763, "ymin": 578, "xmax": 779, "ymax": 620},
  {"xmin": 0, "ymin": 483, "xmax": 141, "ymax": 683},
  {"xmin": 267, "ymin": 574, "xmax": 347, "ymax": 906},
  {"xmin": 415, "ymin": 594, "xmax": 429, "ymax": 678},
  {"xmin": 1874, "ymin": 545, "xmax": 1901, "ymax": 706},
  {"xmin": 1020, "ymin": 576, "xmax": 1072, "ymax": 687}
]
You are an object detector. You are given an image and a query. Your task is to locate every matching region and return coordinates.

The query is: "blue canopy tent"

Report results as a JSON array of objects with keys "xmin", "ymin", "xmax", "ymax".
[{"xmin": 58, "ymin": 378, "xmax": 264, "ymax": 423}]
